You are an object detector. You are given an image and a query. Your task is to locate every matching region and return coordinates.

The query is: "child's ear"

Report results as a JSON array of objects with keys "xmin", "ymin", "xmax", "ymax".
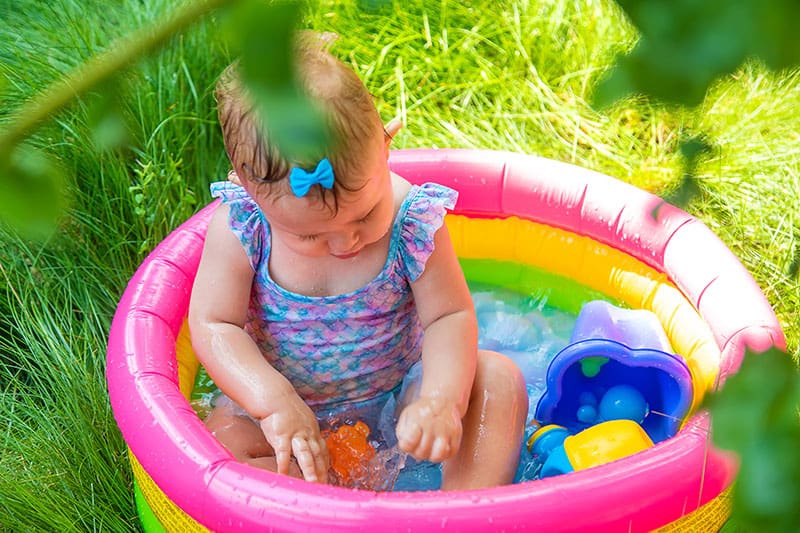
[
  {"xmin": 383, "ymin": 118, "xmax": 403, "ymax": 153},
  {"xmin": 227, "ymin": 169, "xmax": 242, "ymax": 186}
]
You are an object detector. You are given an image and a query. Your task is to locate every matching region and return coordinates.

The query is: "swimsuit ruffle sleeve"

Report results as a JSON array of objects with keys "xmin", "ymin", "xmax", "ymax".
[
  {"xmin": 210, "ymin": 181, "xmax": 265, "ymax": 271},
  {"xmin": 399, "ymin": 183, "xmax": 458, "ymax": 282}
]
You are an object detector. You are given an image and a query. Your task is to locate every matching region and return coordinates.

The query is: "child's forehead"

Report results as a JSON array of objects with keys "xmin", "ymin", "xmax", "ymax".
[
  {"xmin": 273, "ymin": 190, "xmax": 337, "ymax": 216},
  {"xmin": 259, "ymin": 194, "xmax": 365, "ymax": 238},
  {"xmin": 260, "ymin": 181, "xmax": 364, "ymax": 219}
]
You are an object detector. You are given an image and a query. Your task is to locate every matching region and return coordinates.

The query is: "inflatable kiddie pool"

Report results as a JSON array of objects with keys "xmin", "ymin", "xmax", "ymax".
[{"xmin": 107, "ymin": 148, "xmax": 785, "ymax": 532}]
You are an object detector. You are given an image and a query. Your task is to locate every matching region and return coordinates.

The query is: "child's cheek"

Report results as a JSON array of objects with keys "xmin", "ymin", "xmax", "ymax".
[{"xmin": 298, "ymin": 240, "xmax": 328, "ymax": 258}]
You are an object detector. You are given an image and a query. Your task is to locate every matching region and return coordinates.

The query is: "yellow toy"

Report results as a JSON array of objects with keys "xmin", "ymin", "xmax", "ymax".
[{"xmin": 528, "ymin": 420, "xmax": 654, "ymax": 477}]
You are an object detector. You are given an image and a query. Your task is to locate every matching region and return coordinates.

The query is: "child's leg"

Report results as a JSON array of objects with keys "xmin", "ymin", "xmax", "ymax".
[
  {"xmin": 441, "ymin": 349, "xmax": 528, "ymax": 490},
  {"xmin": 205, "ymin": 401, "xmax": 303, "ymax": 477}
]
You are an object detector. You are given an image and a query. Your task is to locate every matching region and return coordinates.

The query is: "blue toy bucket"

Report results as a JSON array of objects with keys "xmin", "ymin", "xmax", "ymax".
[{"xmin": 535, "ymin": 301, "xmax": 694, "ymax": 443}]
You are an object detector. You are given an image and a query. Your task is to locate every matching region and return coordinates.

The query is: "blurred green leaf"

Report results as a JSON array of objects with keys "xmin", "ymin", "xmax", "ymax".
[
  {"xmin": 706, "ymin": 347, "xmax": 800, "ymax": 530},
  {"xmin": 250, "ymin": 84, "xmax": 329, "ymax": 164},
  {"xmin": 596, "ymin": 0, "xmax": 800, "ymax": 107},
  {"xmin": 226, "ymin": 0, "xmax": 298, "ymax": 87},
  {"xmin": 0, "ymin": 0, "xmax": 235, "ymax": 236},
  {"xmin": 0, "ymin": 144, "xmax": 67, "ymax": 238},
  {"xmin": 224, "ymin": 0, "xmax": 329, "ymax": 163},
  {"xmin": 86, "ymin": 79, "xmax": 130, "ymax": 151}
]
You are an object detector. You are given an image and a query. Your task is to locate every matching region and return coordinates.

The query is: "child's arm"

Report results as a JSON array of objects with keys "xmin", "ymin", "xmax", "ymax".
[
  {"xmin": 188, "ymin": 206, "xmax": 328, "ymax": 482},
  {"xmin": 396, "ymin": 222, "xmax": 478, "ymax": 462}
]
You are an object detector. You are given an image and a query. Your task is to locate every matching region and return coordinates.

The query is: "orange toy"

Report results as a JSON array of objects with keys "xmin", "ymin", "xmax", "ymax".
[{"xmin": 323, "ymin": 421, "xmax": 377, "ymax": 486}]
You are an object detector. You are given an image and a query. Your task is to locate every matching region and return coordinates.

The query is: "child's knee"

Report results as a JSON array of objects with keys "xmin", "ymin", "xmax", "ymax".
[{"xmin": 475, "ymin": 349, "xmax": 526, "ymax": 400}]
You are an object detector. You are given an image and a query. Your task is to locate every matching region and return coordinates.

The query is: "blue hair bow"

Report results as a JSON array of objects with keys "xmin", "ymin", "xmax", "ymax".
[{"xmin": 289, "ymin": 158, "xmax": 335, "ymax": 197}]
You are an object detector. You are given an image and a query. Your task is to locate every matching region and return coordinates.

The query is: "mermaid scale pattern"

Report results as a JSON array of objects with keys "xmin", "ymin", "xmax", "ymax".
[{"xmin": 211, "ymin": 181, "xmax": 457, "ymax": 412}]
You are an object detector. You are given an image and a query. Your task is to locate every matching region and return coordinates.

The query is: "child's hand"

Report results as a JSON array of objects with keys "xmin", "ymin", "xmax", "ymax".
[
  {"xmin": 258, "ymin": 394, "xmax": 329, "ymax": 483},
  {"xmin": 395, "ymin": 396, "xmax": 463, "ymax": 463}
]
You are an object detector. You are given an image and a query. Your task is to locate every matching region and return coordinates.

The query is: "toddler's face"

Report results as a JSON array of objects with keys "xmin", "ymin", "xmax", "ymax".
[{"xmin": 245, "ymin": 139, "xmax": 395, "ymax": 259}]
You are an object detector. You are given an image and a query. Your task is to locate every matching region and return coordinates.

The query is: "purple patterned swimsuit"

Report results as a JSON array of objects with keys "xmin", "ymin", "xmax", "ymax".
[{"xmin": 210, "ymin": 181, "xmax": 458, "ymax": 413}]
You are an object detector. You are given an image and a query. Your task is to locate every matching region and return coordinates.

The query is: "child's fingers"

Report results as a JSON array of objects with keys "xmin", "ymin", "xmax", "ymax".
[
  {"xmin": 438, "ymin": 421, "xmax": 462, "ymax": 462},
  {"xmin": 414, "ymin": 431, "xmax": 436, "ymax": 461},
  {"xmin": 308, "ymin": 438, "xmax": 329, "ymax": 483},
  {"xmin": 397, "ymin": 408, "xmax": 464, "ymax": 462},
  {"xmin": 400, "ymin": 423, "xmax": 435, "ymax": 460},
  {"xmin": 396, "ymin": 413, "xmax": 422, "ymax": 453},
  {"xmin": 429, "ymin": 436, "xmax": 452, "ymax": 463},
  {"xmin": 273, "ymin": 436, "xmax": 293, "ymax": 476},
  {"xmin": 291, "ymin": 437, "xmax": 320, "ymax": 482}
]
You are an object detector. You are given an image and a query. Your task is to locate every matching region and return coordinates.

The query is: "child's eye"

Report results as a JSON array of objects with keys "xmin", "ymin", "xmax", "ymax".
[{"xmin": 299, "ymin": 234, "xmax": 319, "ymax": 241}]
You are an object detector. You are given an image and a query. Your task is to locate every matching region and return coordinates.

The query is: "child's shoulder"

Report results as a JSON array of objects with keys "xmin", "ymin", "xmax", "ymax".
[
  {"xmin": 390, "ymin": 175, "xmax": 457, "ymax": 282},
  {"xmin": 390, "ymin": 173, "xmax": 413, "ymax": 213},
  {"xmin": 390, "ymin": 174, "xmax": 459, "ymax": 219}
]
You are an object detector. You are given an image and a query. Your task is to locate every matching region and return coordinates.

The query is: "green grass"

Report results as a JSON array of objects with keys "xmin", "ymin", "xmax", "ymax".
[
  {"xmin": 0, "ymin": 246, "xmax": 132, "ymax": 530},
  {"xmin": 1, "ymin": 0, "xmax": 798, "ymax": 530},
  {"xmin": 694, "ymin": 64, "xmax": 800, "ymax": 335}
]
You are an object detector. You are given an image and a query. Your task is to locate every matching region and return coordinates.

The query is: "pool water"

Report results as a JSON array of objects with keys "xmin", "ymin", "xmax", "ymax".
[
  {"xmin": 190, "ymin": 282, "xmax": 578, "ymax": 490},
  {"xmin": 393, "ymin": 282, "xmax": 576, "ymax": 489}
]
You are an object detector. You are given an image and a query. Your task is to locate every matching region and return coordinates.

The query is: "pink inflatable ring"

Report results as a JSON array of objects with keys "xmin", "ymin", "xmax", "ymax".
[{"xmin": 107, "ymin": 149, "xmax": 785, "ymax": 531}]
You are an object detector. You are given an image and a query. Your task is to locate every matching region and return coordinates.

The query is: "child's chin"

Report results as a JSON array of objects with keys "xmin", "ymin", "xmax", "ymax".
[{"xmin": 331, "ymin": 249, "xmax": 362, "ymax": 259}]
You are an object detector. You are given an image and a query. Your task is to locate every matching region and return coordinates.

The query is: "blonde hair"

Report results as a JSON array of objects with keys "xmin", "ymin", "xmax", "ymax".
[{"xmin": 215, "ymin": 33, "xmax": 383, "ymax": 207}]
